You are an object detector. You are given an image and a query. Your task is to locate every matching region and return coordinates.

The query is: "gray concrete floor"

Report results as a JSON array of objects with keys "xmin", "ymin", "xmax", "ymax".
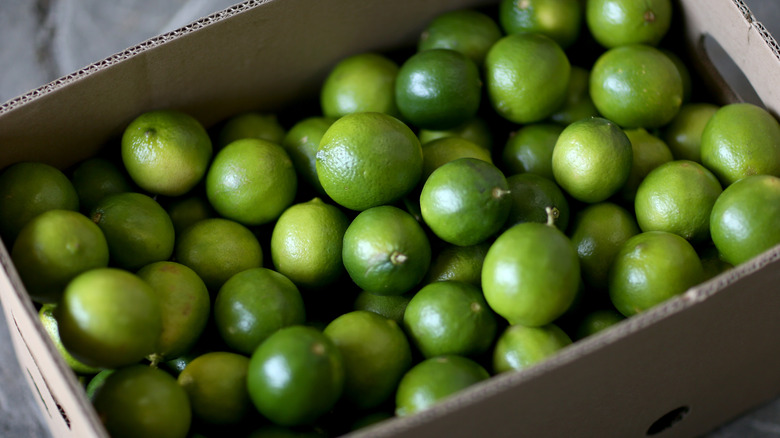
[{"xmin": 0, "ymin": 1, "xmax": 779, "ymax": 437}]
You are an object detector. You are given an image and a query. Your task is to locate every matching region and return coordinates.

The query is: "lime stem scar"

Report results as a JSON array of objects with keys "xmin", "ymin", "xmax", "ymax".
[
  {"xmin": 545, "ymin": 206, "xmax": 560, "ymax": 227},
  {"xmin": 390, "ymin": 251, "xmax": 407, "ymax": 265}
]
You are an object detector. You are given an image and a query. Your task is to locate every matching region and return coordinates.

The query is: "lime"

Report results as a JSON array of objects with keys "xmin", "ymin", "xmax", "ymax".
[
  {"xmin": 421, "ymin": 136, "xmax": 493, "ymax": 180},
  {"xmin": 282, "ymin": 116, "xmax": 336, "ymax": 194},
  {"xmin": 482, "ymin": 222, "xmax": 580, "ymax": 326},
  {"xmin": 395, "ymin": 49, "xmax": 482, "ymax": 130},
  {"xmin": 353, "ymin": 291, "xmax": 413, "ymax": 325},
  {"xmin": 85, "ymin": 369, "xmax": 115, "ymax": 401},
  {"xmin": 485, "ymin": 33, "xmax": 571, "ymax": 124},
  {"xmin": 12, "ymin": 209, "xmax": 108, "ymax": 303},
  {"xmin": 710, "ymin": 175, "xmax": 780, "ymax": 266},
  {"xmin": 70, "ymin": 157, "xmax": 133, "ymax": 213},
  {"xmin": 121, "ymin": 109, "xmax": 212, "ymax": 196},
  {"xmin": 214, "ymin": 267, "xmax": 306, "ymax": 355},
  {"xmin": 552, "ymin": 116, "xmax": 633, "ymax": 203},
  {"xmin": 90, "ymin": 192, "xmax": 175, "ymax": 270},
  {"xmin": 403, "ymin": 281, "xmax": 497, "ymax": 358},
  {"xmin": 320, "ymin": 53, "xmax": 400, "ymax": 119},
  {"xmin": 590, "ymin": 44, "xmax": 683, "ymax": 128},
  {"xmin": 417, "ymin": 9, "xmax": 502, "ymax": 66},
  {"xmin": 0, "ymin": 161, "xmax": 79, "ymax": 244},
  {"xmin": 418, "ymin": 116, "xmax": 493, "ymax": 151},
  {"xmin": 504, "ymin": 172, "xmax": 569, "ymax": 232},
  {"xmin": 93, "ymin": 365, "xmax": 191, "ymax": 438},
  {"xmin": 635, "ymin": 160, "xmax": 722, "ymax": 243},
  {"xmin": 609, "ymin": 231, "xmax": 705, "ymax": 317},
  {"xmin": 271, "ymin": 198, "xmax": 349, "ymax": 289},
  {"xmin": 423, "ymin": 241, "xmax": 490, "ymax": 287},
  {"xmin": 39, "ymin": 304, "xmax": 100, "ymax": 375},
  {"xmin": 177, "ymin": 351, "xmax": 251, "ymax": 425},
  {"xmin": 218, "ymin": 112, "xmax": 286, "ymax": 149},
  {"xmin": 206, "ymin": 138, "xmax": 297, "ymax": 225},
  {"xmin": 395, "ymin": 355, "xmax": 489, "ymax": 417},
  {"xmin": 700, "ymin": 103, "xmax": 780, "ymax": 186},
  {"xmin": 619, "ymin": 127, "xmax": 674, "ymax": 202},
  {"xmin": 56, "ymin": 268, "xmax": 162, "ymax": 369},
  {"xmin": 174, "ymin": 218, "xmax": 263, "ymax": 291},
  {"xmin": 165, "ymin": 195, "xmax": 214, "ymax": 236},
  {"xmin": 498, "ymin": 0, "xmax": 582, "ymax": 49},
  {"xmin": 662, "ymin": 103, "xmax": 719, "ymax": 162},
  {"xmin": 574, "ymin": 308, "xmax": 624, "ymax": 340},
  {"xmin": 342, "ymin": 205, "xmax": 431, "ymax": 295},
  {"xmin": 247, "ymin": 325, "xmax": 344, "ymax": 426},
  {"xmin": 492, "ymin": 323, "xmax": 572, "ymax": 373},
  {"xmin": 316, "ymin": 112, "xmax": 422, "ymax": 211},
  {"xmin": 501, "ymin": 123, "xmax": 563, "ymax": 179},
  {"xmin": 549, "ymin": 65, "xmax": 599, "ymax": 126},
  {"xmin": 323, "ymin": 310, "xmax": 412, "ymax": 409},
  {"xmin": 137, "ymin": 261, "xmax": 210, "ymax": 362},
  {"xmin": 568, "ymin": 202, "xmax": 640, "ymax": 291},
  {"xmin": 661, "ymin": 49, "xmax": 693, "ymax": 104},
  {"xmin": 420, "ymin": 158, "xmax": 511, "ymax": 246},
  {"xmin": 586, "ymin": 0, "xmax": 672, "ymax": 48}
]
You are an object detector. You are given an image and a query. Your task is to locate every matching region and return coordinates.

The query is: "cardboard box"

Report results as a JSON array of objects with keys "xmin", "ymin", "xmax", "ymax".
[{"xmin": 0, "ymin": 0, "xmax": 778, "ymax": 437}]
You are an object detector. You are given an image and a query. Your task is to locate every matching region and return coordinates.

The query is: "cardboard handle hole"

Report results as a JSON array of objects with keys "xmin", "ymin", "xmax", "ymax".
[
  {"xmin": 645, "ymin": 405, "xmax": 690, "ymax": 435},
  {"xmin": 699, "ymin": 33, "xmax": 764, "ymax": 108}
]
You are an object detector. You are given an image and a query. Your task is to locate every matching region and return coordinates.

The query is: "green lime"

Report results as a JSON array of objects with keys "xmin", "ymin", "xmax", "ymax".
[
  {"xmin": 0, "ymin": 161, "xmax": 79, "ymax": 244},
  {"xmin": 662, "ymin": 103, "xmax": 719, "ymax": 162},
  {"xmin": 501, "ymin": 123, "xmax": 563, "ymax": 179},
  {"xmin": 323, "ymin": 310, "xmax": 412, "ymax": 409},
  {"xmin": 137, "ymin": 261, "xmax": 210, "ymax": 362},
  {"xmin": 499, "ymin": 0, "xmax": 582, "ymax": 49},
  {"xmin": 247, "ymin": 325, "xmax": 344, "ymax": 427},
  {"xmin": 710, "ymin": 175, "xmax": 780, "ymax": 266},
  {"xmin": 56, "ymin": 268, "xmax": 162, "ymax": 369},
  {"xmin": 177, "ymin": 351, "xmax": 251, "ymax": 425},
  {"xmin": 121, "ymin": 109, "xmax": 212, "ymax": 196},
  {"xmin": 39, "ymin": 304, "xmax": 101, "ymax": 375},
  {"xmin": 214, "ymin": 267, "xmax": 306, "ymax": 355},
  {"xmin": 395, "ymin": 49, "xmax": 482, "ymax": 130},
  {"xmin": 165, "ymin": 195, "xmax": 214, "ymax": 236},
  {"xmin": 635, "ymin": 160, "xmax": 722, "ymax": 243},
  {"xmin": 320, "ymin": 53, "xmax": 400, "ymax": 119},
  {"xmin": 590, "ymin": 44, "xmax": 683, "ymax": 128},
  {"xmin": 403, "ymin": 280, "xmax": 497, "ymax": 358},
  {"xmin": 700, "ymin": 103, "xmax": 780, "ymax": 186},
  {"xmin": 492, "ymin": 323, "xmax": 572, "ymax": 373},
  {"xmin": 174, "ymin": 218, "xmax": 263, "ymax": 291},
  {"xmin": 420, "ymin": 158, "xmax": 511, "ymax": 246},
  {"xmin": 549, "ymin": 65, "xmax": 599, "ymax": 126},
  {"xmin": 218, "ymin": 112, "xmax": 286, "ymax": 149},
  {"xmin": 271, "ymin": 198, "xmax": 349, "ymax": 290},
  {"xmin": 90, "ymin": 192, "xmax": 175, "ymax": 271},
  {"xmin": 423, "ymin": 241, "xmax": 490, "ymax": 287},
  {"xmin": 585, "ymin": 0, "xmax": 672, "ymax": 48},
  {"xmin": 417, "ymin": 9, "xmax": 502, "ymax": 66},
  {"xmin": 619, "ymin": 127, "xmax": 674, "ymax": 202},
  {"xmin": 609, "ymin": 231, "xmax": 705, "ymax": 317},
  {"xmin": 12, "ymin": 209, "xmax": 108, "ymax": 303},
  {"xmin": 316, "ymin": 112, "xmax": 422, "ymax": 211},
  {"xmin": 395, "ymin": 355, "xmax": 489, "ymax": 417},
  {"xmin": 504, "ymin": 172, "xmax": 570, "ymax": 232},
  {"xmin": 421, "ymin": 136, "xmax": 493, "ymax": 180},
  {"xmin": 353, "ymin": 291, "xmax": 413, "ymax": 325},
  {"xmin": 282, "ymin": 116, "xmax": 336, "ymax": 194},
  {"xmin": 482, "ymin": 222, "xmax": 580, "ymax": 326},
  {"xmin": 568, "ymin": 202, "xmax": 640, "ymax": 291},
  {"xmin": 418, "ymin": 116, "xmax": 493, "ymax": 151},
  {"xmin": 574, "ymin": 308, "xmax": 624, "ymax": 340},
  {"xmin": 70, "ymin": 157, "xmax": 133, "ymax": 213},
  {"xmin": 93, "ymin": 365, "xmax": 191, "ymax": 438},
  {"xmin": 661, "ymin": 49, "xmax": 693, "ymax": 104},
  {"xmin": 206, "ymin": 138, "xmax": 297, "ymax": 225},
  {"xmin": 342, "ymin": 205, "xmax": 431, "ymax": 295},
  {"xmin": 85, "ymin": 369, "xmax": 115, "ymax": 401},
  {"xmin": 552, "ymin": 116, "xmax": 633, "ymax": 203},
  {"xmin": 485, "ymin": 33, "xmax": 571, "ymax": 124}
]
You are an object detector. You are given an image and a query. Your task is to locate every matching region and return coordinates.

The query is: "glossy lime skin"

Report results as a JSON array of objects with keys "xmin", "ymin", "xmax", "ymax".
[
  {"xmin": 320, "ymin": 53, "xmax": 400, "ymax": 119},
  {"xmin": 39, "ymin": 304, "xmax": 101, "ymax": 375},
  {"xmin": 417, "ymin": 9, "xmax": 502, "ymax": 66},
  {"xmin": 247, "ymin": 325, "xmax": 344, "ymax": 427},
  {"xmin": 70, "ymin": 157, "xmax": 134, "ymax": 213},
  {"xmin": 215, "ymin": 267, "xmax": 306, "ymax": 355},
  {"xmin": 499, "ymin": 0, "xmax": 582, "ymax": 49},
  {"xmin": 586, "ymin": 0, "xmax": 672, "ymax": 48},
  {"xmin": 504, "ymin": 172, "xmax": 569, "ymax": 232},
  {"xmin": 282, "ymin": 116, "xmax": 336, "ymax": 194},
  {"xmin": 395, "ymin": 49, "xmax": 482, "ymax": 130},
  {"xmin": 493, "ymin": 323, "xmax": 572, "ymax": 373},
  {"xmin": 93, "ymin": 365, "xmax": 191, "ymax": 438},
  {"xmin": 177, "ymin": 351, "xmax": 251, "ymax": 425}
]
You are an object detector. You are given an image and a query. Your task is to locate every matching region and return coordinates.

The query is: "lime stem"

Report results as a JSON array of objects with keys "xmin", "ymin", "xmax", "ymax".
[
  {"xmin": 390, "ymin": 251, "xmax": 407, "ymax": 266},
  {"xmin": 545, "ymin": 206, "xmax": 560, "ymax": 227},
  {"xmin": 492, "ymin": 187, "xmax": 510, "ymax": 199},
  {"xmin": 148, "ymin": 353, "xmax": 162, "ymax": 368}
]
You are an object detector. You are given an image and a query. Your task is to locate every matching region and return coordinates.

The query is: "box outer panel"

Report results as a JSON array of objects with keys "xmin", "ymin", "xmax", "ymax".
[{"xmin": 0, "ymin": 0, "xmax": 778, "ymax": 437}]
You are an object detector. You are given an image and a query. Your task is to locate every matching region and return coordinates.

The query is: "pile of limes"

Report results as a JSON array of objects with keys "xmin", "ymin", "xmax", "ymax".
[{"xmin": 1, "ymin": 1, "xmax": 779, "ymax": 437}]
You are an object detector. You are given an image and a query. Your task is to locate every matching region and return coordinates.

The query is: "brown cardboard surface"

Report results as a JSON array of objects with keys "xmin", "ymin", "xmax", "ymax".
[{"xmin": 0, "ymin": 1, "xmax": 778, "ymax": 437}]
